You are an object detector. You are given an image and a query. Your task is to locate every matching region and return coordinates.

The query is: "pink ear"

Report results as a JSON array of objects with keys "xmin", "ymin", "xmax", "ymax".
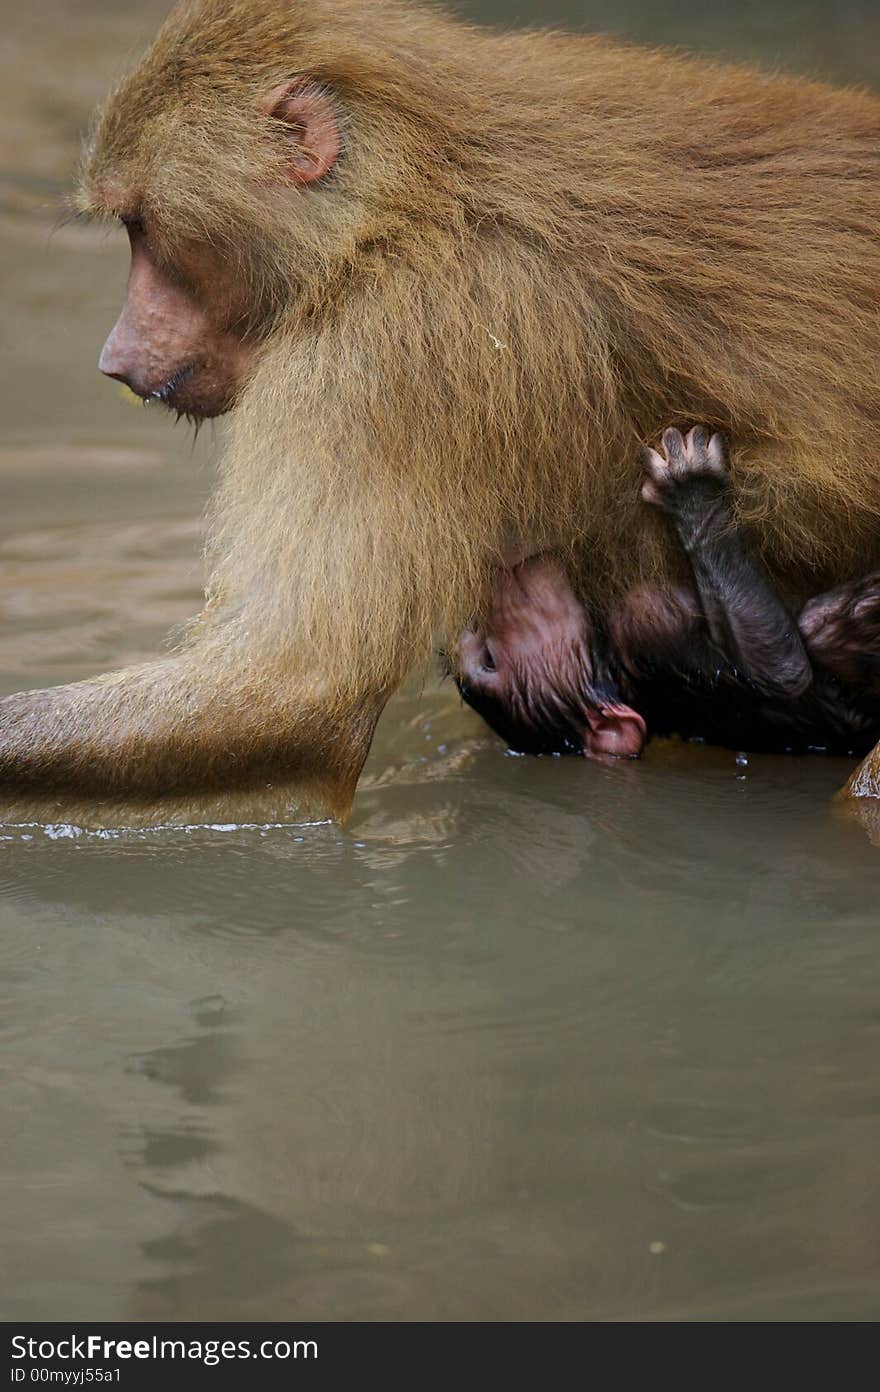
[
  {"xmin": 263, "ymin": 79, "xmax": 341, "ymax": 184},
  {"xmin": 582, "ymin": 703, "xmax": 647, "ymax": 760}
]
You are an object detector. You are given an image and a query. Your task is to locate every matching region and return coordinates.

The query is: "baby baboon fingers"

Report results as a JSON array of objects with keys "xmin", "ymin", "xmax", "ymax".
[
  {"xmin": 707, "ymin": 432, "xmax": 730, "ymax": 476},
  {"xmin": 654, "ymin": 424, "xmax": 731, "ymax": 483},
  {"xmin": 685, "ymin": 425, "xmax": 709, "ymax": 456},
  {"xmin": 639, "ymin": 446, "xmax": 669, "ymax": 483},
  {"xmin": 661, "ymin": 427, "xmax": 687, "ymax": 466}
]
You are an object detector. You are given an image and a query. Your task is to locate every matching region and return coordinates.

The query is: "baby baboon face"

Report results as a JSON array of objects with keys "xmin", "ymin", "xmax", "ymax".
[{"xmin": 457, "ymin": 558, "xmax": 646, "ymax": 759}]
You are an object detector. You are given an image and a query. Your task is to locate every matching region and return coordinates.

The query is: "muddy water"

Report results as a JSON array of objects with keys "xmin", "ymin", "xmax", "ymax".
[{"xmin": 3, "ymin": 0, "xmax": 880, "ymax": 1323}]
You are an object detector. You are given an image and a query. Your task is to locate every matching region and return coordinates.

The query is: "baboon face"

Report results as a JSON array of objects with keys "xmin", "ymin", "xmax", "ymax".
[
  {"xmin": 98, "ymin": 221, "xmax": 255, "ymax": 419},
  {"xmin": 456, "ymin": 558, "xmax": 647, "ymax": 760},
  {"xmin": 94, "ymin": 78, "xmax": 343, "ymax": 419}
]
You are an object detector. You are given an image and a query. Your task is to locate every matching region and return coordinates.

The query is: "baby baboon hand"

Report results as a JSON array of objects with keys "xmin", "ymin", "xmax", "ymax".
[{"xmin": 640, "ymin": 426, "xmax": 730, "ymax": 511}]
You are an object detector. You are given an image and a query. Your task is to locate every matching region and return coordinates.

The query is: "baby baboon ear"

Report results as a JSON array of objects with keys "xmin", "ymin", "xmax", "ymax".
[
  {"xmin": 262, "ymin": 79, "xmax": 341, "ymax": 183},
  {"xmin": 582, "ymin": 703, "xmax": 647, "ymax": 760}
]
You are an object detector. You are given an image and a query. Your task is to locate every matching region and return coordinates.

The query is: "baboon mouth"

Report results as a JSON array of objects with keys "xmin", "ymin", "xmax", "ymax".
[{"xmin": 144, "ymin": 361, "xmax": 199, "ymax": 408}]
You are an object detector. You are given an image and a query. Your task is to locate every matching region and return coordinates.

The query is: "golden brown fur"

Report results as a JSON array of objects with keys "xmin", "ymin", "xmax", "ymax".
[{"xmin": 4, "ymin": 0, "xmax": 880, "ymax": 824}]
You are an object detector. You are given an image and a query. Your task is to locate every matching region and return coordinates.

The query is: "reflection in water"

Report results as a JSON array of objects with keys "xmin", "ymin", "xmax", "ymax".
[
  {"xmin": 136, "ymin": 1191, "xmax": 311, "ymax": 1321},
  {"xmin": 3, "ymin": 0, "xmax": 880, "ymax": 1324},
  {"xmin": 127, "ymin": 997, "xmax": 242, "ymax": 1109}
]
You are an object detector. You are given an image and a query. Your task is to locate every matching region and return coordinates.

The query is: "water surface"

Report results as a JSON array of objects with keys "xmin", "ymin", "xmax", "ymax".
[{"xmin": 2, "ymin": 0, "xmax": 880, "ymax": 1323}]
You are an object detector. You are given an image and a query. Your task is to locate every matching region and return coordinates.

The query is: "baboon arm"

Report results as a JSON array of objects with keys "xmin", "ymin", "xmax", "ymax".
[{"xmin": 0, "ymin": 650, "xmax": 386, "ymax": 828}]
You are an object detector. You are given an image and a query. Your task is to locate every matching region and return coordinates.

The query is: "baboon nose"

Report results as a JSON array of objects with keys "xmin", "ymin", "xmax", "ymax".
[
  {"xmin": 99, "ymin": 340, "xmax": 132, "ymax": 386},
  {"xmin": 99, "ymin": 322, "xmax": 141, "ymax": 390}
]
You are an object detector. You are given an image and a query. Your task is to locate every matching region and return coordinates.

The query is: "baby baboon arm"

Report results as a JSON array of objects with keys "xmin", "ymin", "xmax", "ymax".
[{"xmin": 642, "ymin": 428, "xmax": 813, "ymax": 698}]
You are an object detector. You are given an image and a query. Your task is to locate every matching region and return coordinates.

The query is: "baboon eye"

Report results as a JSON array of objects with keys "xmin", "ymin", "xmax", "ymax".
[{"xmin": 482, "ymin": 648, "xmax": 496, "ymax": 673}]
